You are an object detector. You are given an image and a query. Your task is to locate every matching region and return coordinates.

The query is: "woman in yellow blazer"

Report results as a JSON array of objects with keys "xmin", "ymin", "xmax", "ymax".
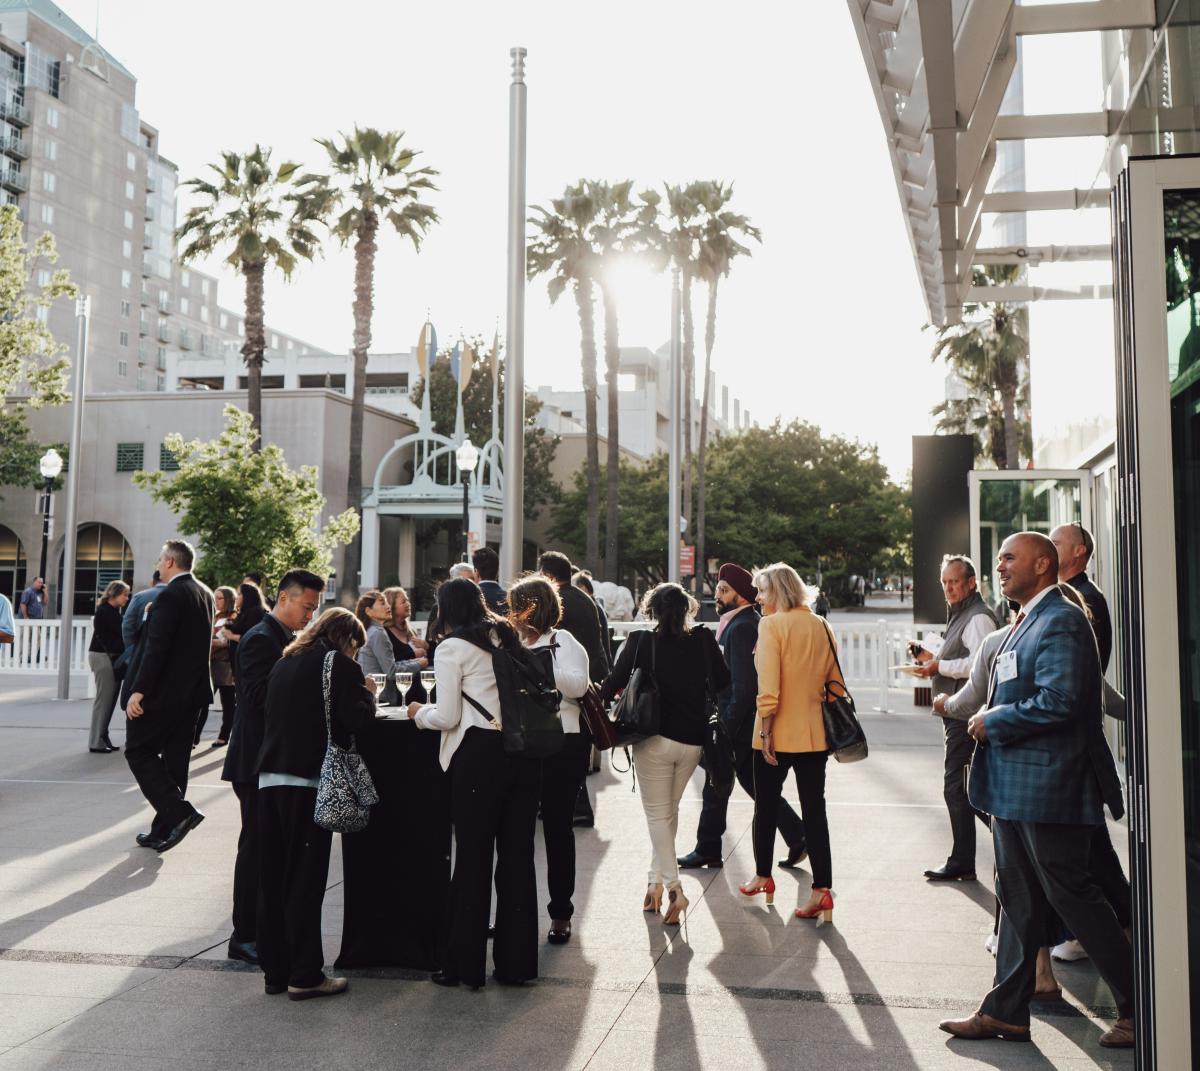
[{"xmin": 738, "ymin": 562, "xmax": 843, "ymax": 924}]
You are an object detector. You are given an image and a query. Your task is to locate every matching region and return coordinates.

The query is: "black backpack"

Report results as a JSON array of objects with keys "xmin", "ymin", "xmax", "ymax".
[{"xmin": 457, "ymin": 630, "xmax": 565, "ymax": 759}]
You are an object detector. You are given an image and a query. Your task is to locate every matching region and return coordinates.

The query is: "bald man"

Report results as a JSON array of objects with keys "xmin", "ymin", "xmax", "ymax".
[
  {"xmin": 1048, "ymin": 523, "xmax": 1112, "ymax": 672},
  {"xmin": 939, "ymin": 533, "xmax": 1133, "ymax": 1049}
]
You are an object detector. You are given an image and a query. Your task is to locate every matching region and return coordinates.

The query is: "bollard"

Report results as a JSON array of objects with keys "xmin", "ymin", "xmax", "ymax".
[{"xmin": 872, "ymin": 618, "xmax": 893, "ymax": 713}]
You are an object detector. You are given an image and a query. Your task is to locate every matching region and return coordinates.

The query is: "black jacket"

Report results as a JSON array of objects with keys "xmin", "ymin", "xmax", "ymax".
[
  {"xmin": 718, "ymin": 605, "xmax": 760, "ymax": 742},
  {"xmin": 559, "ymin": 583, "xmax": 610, "ymax": 683},
  {"xmin": 89, "ymin": 602, "xmax": 124, "ymax": 658},
  {"xmin": 222, "ymin": 613, "xmax": 291, "ymax": 784},
  {"xmin": 601, "ymin": 627, "xmax": 730, "ymax": 746},
  {"xmin": 129, "ymin": 573, "xmax": 215, "ymax": 715},
  {"xmin": 257, "ymin": 644, "xmax": 376, "ymax": 780},
  {"xmin": 479, "ymin": 579, "xmax": 508, "ymax": 615},
  {"xmin": 1067, "ymin": 572, "xmax": 1113, "ymax": 673}
]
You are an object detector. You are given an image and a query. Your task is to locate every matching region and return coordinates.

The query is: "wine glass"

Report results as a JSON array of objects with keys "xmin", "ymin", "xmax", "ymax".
[
  {"xmin": 397, "ymin": 671, "xmax": 413, "ymax": 704},
  {"xmin": 420, "ymin": 669, "xmax": 436, "ymax": 702},
  {"xmin": 369, "ymin": 674, "xmax": 387, "ymax": 707}
]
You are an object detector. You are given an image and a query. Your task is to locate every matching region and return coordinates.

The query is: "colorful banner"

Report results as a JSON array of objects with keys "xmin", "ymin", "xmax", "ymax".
[
  {"xmin": 450, "ymin": 341, "xmax": 475, "ymax": 393},
  {"xmin": 416, "ymin": 321, "xmax": 437, "ymax": 379}
]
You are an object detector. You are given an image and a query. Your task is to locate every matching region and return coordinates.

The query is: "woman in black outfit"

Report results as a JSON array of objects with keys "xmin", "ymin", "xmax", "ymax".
[
  {"xmin": 208, "ymin": 586, "xmax": 237, "ymax": 748},
  {"xmin": 87, "ymin": 580, "xmax": 130, "ymax": 753},
  {"xmin": 202, "ymin": 582, "xmax": 267, "ymax": 745},
  {"xmin": 407, "ymin": 578, "xmax": 540, "ymax": 989},
  {"xmin": 601, "ymin": 583, "xmax": 730, "ymax": 925},
  {"xmin": 257, "ymin": 607, "xmax": 377, "ymax": 1001}
]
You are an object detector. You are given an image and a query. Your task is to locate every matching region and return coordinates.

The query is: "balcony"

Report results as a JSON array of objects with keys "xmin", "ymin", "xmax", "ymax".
[
  {"xmin": 157, "ymin": 292, "xmax": 171, "ymax": 314},
  {"xmin": 157, "ymin": 323, "xmax": 171, "ymax": 344},
  {"xmin": 0, "ymin": 101, "xmax": 30, "ymax": 127},
  {"xmin": 178, "ymin": 329, "xmax": 192, "ymax": 351},
  {"xmin": 0, "ymin": 169, "xmax": 27, "ymax": 194},
  {"xmin": 145, "ymin": 175, "xmax": 157, "ymax": 194},
  {"xmin": 138, "ymin": 341, "xmax": 150, "ymax": 363},
  {"xmin": 0, "ymin": 135, "xmax": 28, "ymax": 160},
  {"xmin": 138, "ymin": 316, "xmax": 149, "ymax": 336},
  {"xmin": 156, "ymin": 349, "xmax": 167, "ymax": 372},
  {"xmin": 141, "ymin": 232, "xmax": 153, "ymax": 250},
  {"xmin": 143, "ymin": 203, "xmax": 155, "ymax": 223},
  {"xmin": 140, "ymin": 283, "xmax": 151, "ymax": 307}
]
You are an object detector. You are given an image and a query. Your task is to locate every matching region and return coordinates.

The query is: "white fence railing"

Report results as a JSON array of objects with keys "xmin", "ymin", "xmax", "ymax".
[
  {"xmin": 610, "ymin": 619, "xmax": 944, "ymax": 712},
  {"xmin": 1, "ymin": 619, "xmax": 94, "ymax": 674}
]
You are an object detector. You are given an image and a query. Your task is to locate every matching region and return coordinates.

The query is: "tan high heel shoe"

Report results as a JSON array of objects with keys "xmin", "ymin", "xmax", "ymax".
[
  {"xmin": 643, "ymin": 882, "xmax": 664, "ymax": 913},
  {"xmin": 663, "ymin": 885, "xmax": 689, "ymax": 926}
]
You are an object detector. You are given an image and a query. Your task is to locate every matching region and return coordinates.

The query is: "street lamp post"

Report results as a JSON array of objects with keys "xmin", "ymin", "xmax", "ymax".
[
  {"xmin": 668, "ymin": 268, "xmax": 682, "ymax": 584},
  {"xmin": 37, "ymin": 448, "xmax": 63, "ymax": 584},
  {"xmin": 456, "ymin": 437, "xmax": 480, "ymax": 563}
]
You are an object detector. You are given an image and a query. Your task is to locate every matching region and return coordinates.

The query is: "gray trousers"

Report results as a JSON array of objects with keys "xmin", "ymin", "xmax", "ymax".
[
  {"xmin": 942, "ymin": 717, "xmax": 990, "ymax": 869},
  {"xmin": 981, "ymin": 818, "xmax": 1134, "ymax": 1026},
  {"xmin": 87, "ymin": 652, "xmax": 119, "ymax": 749}
]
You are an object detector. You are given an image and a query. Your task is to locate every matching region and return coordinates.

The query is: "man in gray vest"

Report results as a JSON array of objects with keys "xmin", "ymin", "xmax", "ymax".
[{"xmin": 915, "ymin": 554, "xmax": 998, "ymax": 881}]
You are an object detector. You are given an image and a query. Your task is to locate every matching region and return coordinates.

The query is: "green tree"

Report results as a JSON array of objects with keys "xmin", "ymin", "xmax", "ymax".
[
  {"xmin": 410, "ymin": 345, "xmax": 561, "ymax": 521},
  {"xmin": 176, "ymin": 147, "xmax": 321, "ymax": 444},
  {"xmin": 132, "ymin": 405, "xmax": 359, "ymax": 590},
  {"xmin": 0, "ymin": 204, "xmax": 76, "ymax": 498},
  {"xmin": 528, "ymin": 181, "xmax": 602, "ymax": 571},
  {"xmin": 294, "ymin": 127, "xmax": 439, "ymax": 600},
  {"xmin": 694, "ymin": 181, "xmax": 760, "ymax": 593},
  {"xmin": 930, "ymin": 264, "xmax": 1031, "ymax": 469}
]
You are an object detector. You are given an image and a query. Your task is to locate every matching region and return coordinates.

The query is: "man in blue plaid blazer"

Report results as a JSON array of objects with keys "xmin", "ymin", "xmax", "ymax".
[{"xmin": 939, "ymin": 532, "xmax": 1133, "ymax": 1050}]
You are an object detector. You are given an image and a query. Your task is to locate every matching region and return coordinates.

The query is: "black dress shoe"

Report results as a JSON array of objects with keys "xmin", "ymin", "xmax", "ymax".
[
  {"xmin": 89, "ymin": 747, "xmax": 110, "ymax": 753},
  {"xmin": 491, "ymin": 970, "xmax": 528, "ymax": 986},
  {"xmin": 264, "ymin": 983, "xmax": 286, "ymax": 996},
  {"xmin": 778, "ymin": 844, "xmax": 809, "ymax": 868},
  {"xmin": 431, "ymin": 970, "xmax": 460, "ymax": 988},
  {"xmin": 924, "ymin": 863, "xmax": 977, "ymax": 882},
  {"xmin": 677, "ymin": 851, "xmax": 723, "ymax": 869},
  {"xmin": 101, "ymin": 739, "xmax": 120, "ymax": 752},
  {"xmin": 228, "ymin": 938, "xmax": 259, "ymax": 965},
  {"xmin": 572, "ymin": 815, "xmax": 595, "ymax": 828},
  {"xmin": 547, "ymin": 919, "xmax": 572, "ymax": 944},
  {"xmin": 156, "ymin": 808, "xmax": 205, "ymax": 853},
  {"xmin": 135, "ymin": 832, "xmax": 164, "ymax": 849}
]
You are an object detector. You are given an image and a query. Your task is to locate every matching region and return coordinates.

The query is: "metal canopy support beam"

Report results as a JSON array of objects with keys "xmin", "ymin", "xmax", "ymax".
[
  {"xmin": 964, "ymin": 283, "xmax": 1113, "ymax": 302},
  {"xmin": 994, "ymin": 112, "xmax": 1114, "ymax": 140},
  {"xmin": 918, "ymin": 0, "xmax": 959, "ymax": 307},
  {"xmin": 982, "ymin": 187, "xmax": 1110, "ymax": 212},
  {"xmin": 974, "ymin": 243, "xmax": 1112, "ymax": 265},
  {"xmin": 1012, "ymin": 0, "xmax": 1156, "ymax": 35}
]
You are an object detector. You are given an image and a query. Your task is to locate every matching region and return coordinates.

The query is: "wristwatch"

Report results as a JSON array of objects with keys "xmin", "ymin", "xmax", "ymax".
[{"xmin": 759, "ymin": 730, "xmax": 771, "ymax": 739}]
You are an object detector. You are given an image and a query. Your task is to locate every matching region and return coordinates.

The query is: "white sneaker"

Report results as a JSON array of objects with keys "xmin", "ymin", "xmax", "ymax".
[
  {"xmin": 1051, "ymin": 938, "xmax": 1088, "ymax": 962},
  {"xmin": 984, "ymin": 932, "xmax": 998, "ymax": 956}
]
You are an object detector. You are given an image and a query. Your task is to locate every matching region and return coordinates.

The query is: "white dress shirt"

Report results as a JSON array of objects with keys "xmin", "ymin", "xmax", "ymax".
[
  {"xmin": 413, "ymin": 636, "xmax": 501, "ymax": 770},
  {"xmin": 937, "ymin": 610, "xmax": 996, "ymax": 680},
  {"xmin": 525, "ymin": 628, "xmax": 590, "ymax": 733}
]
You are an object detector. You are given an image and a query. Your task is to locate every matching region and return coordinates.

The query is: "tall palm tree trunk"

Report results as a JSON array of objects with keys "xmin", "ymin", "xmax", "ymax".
[
  {"xmin": 341, "ymin": 212, "xmax": 378, "ymax": 601},
  {"xmin": 575, "ymin": 278, "xmax": 601, "ymax": 572},
  {"xmin": 240, "ymin": 259, "xmax": 266, "ymax": 451},
  {"xmin": 1000, "ymin": 383, "xmax": 1019, "ymax": 470},
  {"xmin": 601, "ymin": 282, "xmax": 620, "ymax": 581},
  {"xmin": 681, "ymin": 272, "xmax": 696, "ymax": 590},
  {"xmin": 696, "ymin": 277, "xmax": 718, "ymax": 596}
]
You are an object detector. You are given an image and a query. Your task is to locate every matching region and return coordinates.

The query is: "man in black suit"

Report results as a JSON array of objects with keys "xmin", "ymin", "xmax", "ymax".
[
  {"xmin": 539, "ymin": 551, "xmax": 609, "ymax": 828},
  {"xmin": 125, "ymin": 540, "xmax": 215, "ymax": 853},
  {"xmin": 221, "ymin": 569, "xmax": 325, "ymax": 966},
  {"xmin": 679, "ymin": 562, "xmax": 806, "ymax": 869},
  {"xmin": 472, "ymin": 546, "xmax": 508, "ymax": 614}
]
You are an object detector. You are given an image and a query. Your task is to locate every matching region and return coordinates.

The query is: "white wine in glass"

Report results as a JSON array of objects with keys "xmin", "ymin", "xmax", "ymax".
[
  {"xmin": 369, "ymin": 674, "xmax": 387, "ymax": 706},
  {"xmin": 397, "ymin": 671, "xmax": 413, "ymax": 702},
  {"xmin": 420, "ymin": 669, "xmax": 436, "ymax": 702}
]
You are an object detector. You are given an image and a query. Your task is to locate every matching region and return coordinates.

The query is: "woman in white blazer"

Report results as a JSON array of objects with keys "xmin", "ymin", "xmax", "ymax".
[{"xmin": 407, "ymin": 578, "xmax": 539, "ymax": 990}]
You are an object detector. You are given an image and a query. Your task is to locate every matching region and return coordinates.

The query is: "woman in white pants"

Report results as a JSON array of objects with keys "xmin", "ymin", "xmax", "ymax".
[{"xmin": 601, "ymin": 584, "xmax": 730, "ymax": 925}]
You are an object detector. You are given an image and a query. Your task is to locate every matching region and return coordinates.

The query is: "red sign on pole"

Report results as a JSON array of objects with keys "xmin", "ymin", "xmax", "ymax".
[{"xmin": 680, "ymin": 544, "xmax": 695, "ymax": 577}]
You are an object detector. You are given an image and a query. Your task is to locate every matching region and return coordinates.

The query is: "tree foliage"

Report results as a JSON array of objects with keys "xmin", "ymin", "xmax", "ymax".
[
  {"xmin": 0, "ymin": 204, "xmax": 77, "ymax": 498},
  {"xmin": 132, "ymin": 405, "xmax": 359, "ymax": 590},
  {"xmin": 551, "ymin": 421, "xmax": 909, "ymax": 593},
  {"xmin": 410, "ymin": 344, "xmax": 561, "ymax": 520}
]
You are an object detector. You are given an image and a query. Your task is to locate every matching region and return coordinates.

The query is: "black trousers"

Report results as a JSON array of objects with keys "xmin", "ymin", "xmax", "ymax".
[
  {"xmin": 231, "ymin": 780, "xmax": 259, "ymax": 944},
  {"xmin": 192, "ymin": 701, "xmax": 211, "ymax": 746},
  {"xmin": 125, "ymin": 706, "xmax": 195, "ymax": 839},
  {"xmin": 1045, "ymin": 819, "xmax": 1134, "ymax": 947},
  {"xmin": 695, "ymin": 731, "xmax": 805, "ymax": 859},
  {"xmin": 982, "ymin": 818, "xmax": 1134, "ymax": 1026},
  {"xmin": 540, "ymin": 732, "xmax": 590, "ymax": 919},
  {"xmin": 943, "ymin": 717, "xmax": 991, "ymax": 869},
  {"xmin": 752, "ymin": 750, "xmax": 831, "ymax": 887},
  {"xmin": 257, "ymin": 785, "xmax": 332, "ymax": 990},
  {"xmin": 216, "ymin": 686, "xmax": 236, "ymax": 741},
  {"xmin": 445, "ymin": 728, "xmax": 539, "ymax": 987}
]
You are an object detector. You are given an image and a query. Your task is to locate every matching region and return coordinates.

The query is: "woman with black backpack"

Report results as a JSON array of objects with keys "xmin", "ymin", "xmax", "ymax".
[
  {"xmin": 406, "ymin": 577, "xmax": 540, "ymax": 989},
  {"xmin": 601, "ymin": 583, "xmax": 730, "ymax": 925}
]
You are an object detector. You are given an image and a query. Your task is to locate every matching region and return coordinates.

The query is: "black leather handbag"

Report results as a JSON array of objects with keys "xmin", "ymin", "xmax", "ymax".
[
  {"xmin": 819, "ymin": 622, "xmax": 868, "ymax": 763},
  {"xmin": 611, "ymin": 631, "xmax": 661, "ymax": 744}
]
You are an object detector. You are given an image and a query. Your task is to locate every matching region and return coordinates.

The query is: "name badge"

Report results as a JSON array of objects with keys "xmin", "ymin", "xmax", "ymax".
[{"xmin": 995, "ymin": 650, "xmax": 1018, "ymax": 683}]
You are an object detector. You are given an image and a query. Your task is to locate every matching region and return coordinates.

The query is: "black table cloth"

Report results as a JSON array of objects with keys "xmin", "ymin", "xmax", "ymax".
[{"xmin": 335, "ymin": 714, "xmax": 450, "ymax": 971}]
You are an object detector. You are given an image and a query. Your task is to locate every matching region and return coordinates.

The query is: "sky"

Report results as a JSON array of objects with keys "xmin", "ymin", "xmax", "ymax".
[{"xmin": 57, "ymin": 0, "xmax": 949, "ymax": 478}]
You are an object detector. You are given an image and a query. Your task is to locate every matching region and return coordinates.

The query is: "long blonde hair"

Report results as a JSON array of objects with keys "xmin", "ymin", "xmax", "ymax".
[
  {"xmin": 382, "ymin": 585, "xmax": 414, "ymax": 642},
  {"xmin": 752, "ymin": 562, "xmax": 812, "ymax": 611}
]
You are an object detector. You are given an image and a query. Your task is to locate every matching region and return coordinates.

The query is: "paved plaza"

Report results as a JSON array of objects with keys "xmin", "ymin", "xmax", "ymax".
[{"xmin": 0, "ymin": 678, "xmax": 1133, "ymax": 1070}]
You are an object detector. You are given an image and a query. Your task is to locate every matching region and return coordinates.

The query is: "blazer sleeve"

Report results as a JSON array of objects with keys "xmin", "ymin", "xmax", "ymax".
[
  {"xmin": 367, "ymin": 626, "xmax": 395, "ymax": 676},
  {"xmin": 706, "ymin": 627, "xmax": 732, "ymax": 693},
  {"xmin": 415, "ymin": 641, "xmax": 467, "ymax": 731},
  {"xmin": 121, "ymin": 593, "xmax": 144, "ymax": 649},
  {"xmin": 755, "ymin": 619, "xmax": 782, "ymax": 719},
  {"xmin": 332, "ymin": 652, "xmax": 377, "ymax": 739},
  {"xmin": 725, "ymin": 618, "xmax": 757, "ymax": 729},
  {"xmin": 599, "ymin": 630, "xmax": 640, "ymax": 704},
  {"xmin": 130, "ymin": 586, "xmax": 180, "ymax": 699},
  {"xmin": 549, "ymin": 630, "xmax": 590, "ymax": 699},
  {"xmin": 237, "ymin": 628, "xmax": 278, "ymax": 719},
  {"xmin": 944, "ymin": 631, "xmax": 999, "ymax": 720},
  {"xmin": 984, "ymin": 616, "xmax": 1091, "ymax": 745}
]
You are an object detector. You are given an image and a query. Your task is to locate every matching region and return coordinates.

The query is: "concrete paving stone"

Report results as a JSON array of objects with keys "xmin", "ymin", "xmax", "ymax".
[
  {"xmin": 0, "ymin": 960, "xmax": 156, "ymax": 999},
  {"xmin": 0, "ymin": 1049, "xmax": 225, "ymax": 1071},
  {"xmin": 0, "ymin": 995, "xmax": 110, "ymax": 1047}
]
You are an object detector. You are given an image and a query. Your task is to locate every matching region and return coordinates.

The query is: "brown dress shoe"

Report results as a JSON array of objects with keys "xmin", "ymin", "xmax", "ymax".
[
  {"xmin": 1099, "ymin": 1018, "xmax": 1134, "ymax": 1048},
  {"xmin": 939, "ymin": 1012, "xmax": 1031, "ymax": 1043}
]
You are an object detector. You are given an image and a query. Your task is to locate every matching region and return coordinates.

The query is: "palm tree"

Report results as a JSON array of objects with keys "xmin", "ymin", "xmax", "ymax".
[
  {"xmin": 176, "ymin": 146, "xmax": 320, "ymax": 445},
  {"xmin": 586, "ymin": 179, "xmax": 639, "ymax": 581},
  {"xmin": 294, "ymin": 127, "xmax": 439, "ymax": 600},
  {"xmin": 930, "ymin": 264, "xmax": 1030, "ymax": 469},
  {"xmin": 528, "ymin": 182, "xmax": 602, "ymax": 572},
  {"xmin": 693, "ymin": 183, "xmax": 760, "ymax": 593}
]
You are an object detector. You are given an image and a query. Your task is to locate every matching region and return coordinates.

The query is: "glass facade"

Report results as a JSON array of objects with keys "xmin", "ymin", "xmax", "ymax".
[
  {"xmin": 0, "ymin": 523, "xmax": 27, "ymax": 603},
  {"xmin": 54, "ymin": 524, "xmax": 133, "ymax": 616}
]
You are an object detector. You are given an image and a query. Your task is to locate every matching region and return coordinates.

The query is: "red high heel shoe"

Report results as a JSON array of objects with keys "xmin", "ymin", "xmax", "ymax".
[
  {"xmin": 738, "ymin": 877, "xmax": 775, "ymax": 905},
  {"xmin": 794, "ymin": 887, "xmax": 834, "ymax": 926}
]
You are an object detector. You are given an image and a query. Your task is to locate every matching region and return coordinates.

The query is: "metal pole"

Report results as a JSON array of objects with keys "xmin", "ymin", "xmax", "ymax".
[
  {"xmin": 37, "ymin": 477, "xmax": 51, "ymax": 580},
  {"xmin": 500, "ymin": 46, "xmax": 527, "ymax": 584},
  {"xmin": 462, "ymin": 476, "xmax": 470, "ymax": 562},
  {"xmin": 57, "ymin": 295, "xmax": 89, "ymax": 699},
  {"xmin": 668, "ymin": 268, "xmax": 682, "ymax": 584}
]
